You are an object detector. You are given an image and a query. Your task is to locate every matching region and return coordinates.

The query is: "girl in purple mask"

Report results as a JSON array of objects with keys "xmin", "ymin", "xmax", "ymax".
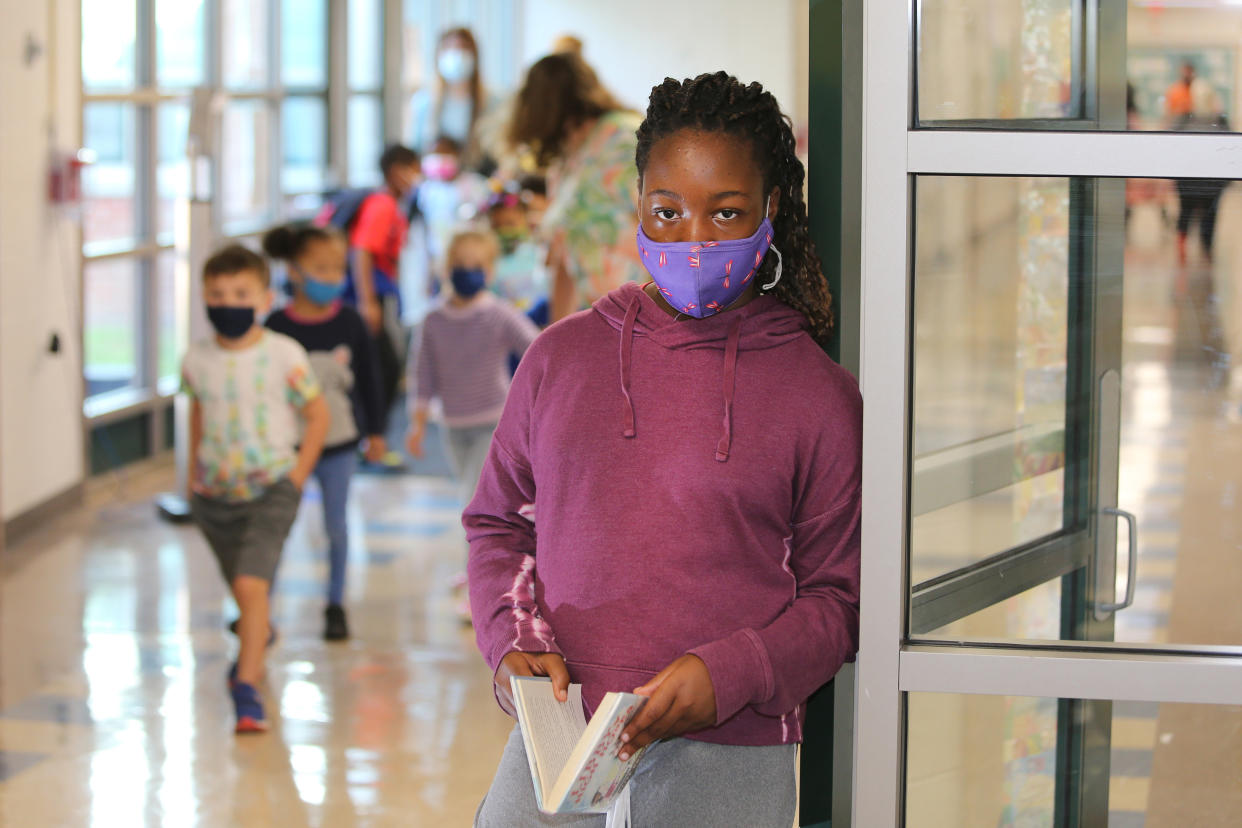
[{"xmin": 468, "ymin": 73, "xmax": 861, "ymax": 826}]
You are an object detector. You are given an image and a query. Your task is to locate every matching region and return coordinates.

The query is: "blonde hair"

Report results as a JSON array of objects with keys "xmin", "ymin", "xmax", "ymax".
[{"xmin": 445, "ymin": 227, "xmax": 500, "ymax": 270}]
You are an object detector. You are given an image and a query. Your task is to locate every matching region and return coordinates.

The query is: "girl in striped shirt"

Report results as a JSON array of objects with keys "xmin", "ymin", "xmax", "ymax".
[{"xmin": 407, "ymin": 228, "xmax": 540, "ymax": 514}]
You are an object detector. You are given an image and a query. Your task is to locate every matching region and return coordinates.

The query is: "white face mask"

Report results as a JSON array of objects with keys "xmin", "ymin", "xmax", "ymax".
[{"xmin": 438, "ymin": 49, "xmax": 475, "ymax": 83}]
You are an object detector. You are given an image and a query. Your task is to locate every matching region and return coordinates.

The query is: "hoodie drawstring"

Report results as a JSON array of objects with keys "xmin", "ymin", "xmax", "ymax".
[
  {"xmin": 715, "ymin": 317, "xmax": 743, "ymax": 462},
  {"xmin": 619, "ymin": 297, "xmax": 640, "ymax": 438}
]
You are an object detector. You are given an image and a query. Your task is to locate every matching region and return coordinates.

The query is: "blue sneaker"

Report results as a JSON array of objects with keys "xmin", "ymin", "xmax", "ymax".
[{"xmin": 231, "ymin": 682, "xmax": 268, "ymax": 733}]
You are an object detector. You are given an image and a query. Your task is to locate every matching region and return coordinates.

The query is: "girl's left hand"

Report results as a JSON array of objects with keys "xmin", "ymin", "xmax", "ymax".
[
  {"xmin": 364, "ymin": 436, "xmax": 387, "ymax": 463},
  {"xmin": 618, "ymin": 654, "xmax": 717, "ymax": 759}
]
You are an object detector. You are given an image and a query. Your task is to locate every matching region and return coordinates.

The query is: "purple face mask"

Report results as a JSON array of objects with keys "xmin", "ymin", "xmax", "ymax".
[{"xmin": 636, "ymin": 210, "xmax": 783, "ymax": 318}]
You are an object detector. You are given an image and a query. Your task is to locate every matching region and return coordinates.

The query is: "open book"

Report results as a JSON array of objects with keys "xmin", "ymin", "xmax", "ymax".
[{"xmin": 510, "ymin": 676, "xmax": 649, "ymax": 814}]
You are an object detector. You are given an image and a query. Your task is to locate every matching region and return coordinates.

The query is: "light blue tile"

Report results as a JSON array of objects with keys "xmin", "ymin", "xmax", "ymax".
[
  {"xmin": 364, "ymin": 522, "xmax": 451, "ymax": 538},
  {"xmin": 0, "ymin": 695, "xmax": 93, "ymax": 726}
]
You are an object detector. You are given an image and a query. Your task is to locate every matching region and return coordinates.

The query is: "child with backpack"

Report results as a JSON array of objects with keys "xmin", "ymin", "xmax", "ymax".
[{"xmin": 264, "ymin": 223, "xmax": 387, "ymax": 641}]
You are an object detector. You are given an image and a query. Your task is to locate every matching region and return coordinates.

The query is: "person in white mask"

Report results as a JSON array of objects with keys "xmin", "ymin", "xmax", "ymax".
[{"xmin": 407, "ymin": 28, "xmax": 499, "ymax": 171}]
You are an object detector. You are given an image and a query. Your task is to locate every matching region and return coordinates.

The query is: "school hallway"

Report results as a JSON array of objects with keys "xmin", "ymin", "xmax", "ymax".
[{"xmin": 0, "ymin": 466, "xmax": 511, "ymax": 826}]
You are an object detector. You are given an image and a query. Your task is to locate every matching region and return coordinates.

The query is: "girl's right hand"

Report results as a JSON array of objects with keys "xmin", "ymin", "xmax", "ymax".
[
  {"xmin": 405, "ymin": 425, "xmax": 425, "ymax": 458},
  {"xmin": 495, "ymin": 651, "xmax": 570, "ymax": 716}
]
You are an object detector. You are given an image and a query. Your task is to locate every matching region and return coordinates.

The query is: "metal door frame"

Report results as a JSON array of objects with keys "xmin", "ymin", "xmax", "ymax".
[{"xmin": 849, "ymin": 1, "xmax": 1242, "ymax": 825}]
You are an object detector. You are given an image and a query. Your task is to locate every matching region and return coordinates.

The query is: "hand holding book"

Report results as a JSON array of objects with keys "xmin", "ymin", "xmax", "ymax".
[
  {"xmin": 618, "ymin": 653, "xmax": 717, "ymax": 760},
  {"xmin": 495, "ymin": 651, "xmax": 570, "ymax": 716}
]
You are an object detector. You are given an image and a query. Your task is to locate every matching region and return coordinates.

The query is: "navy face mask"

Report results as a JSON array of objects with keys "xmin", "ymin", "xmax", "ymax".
[
  {"xmin": 206, "ymin": 305, "xmax": 256, "ymax": 339},
  {"xmin": 450, "ymin": 267, "xmax": 487, "ymax": 298}
]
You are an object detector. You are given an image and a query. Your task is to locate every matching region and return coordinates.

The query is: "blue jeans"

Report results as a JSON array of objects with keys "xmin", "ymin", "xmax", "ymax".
[{"xmin": 313, "ymin": 449, "xmax": 357, "ymax": 605}]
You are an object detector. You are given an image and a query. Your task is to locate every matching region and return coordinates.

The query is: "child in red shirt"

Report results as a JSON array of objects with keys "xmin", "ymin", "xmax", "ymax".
[{"xmin": 348, "ymin": 144, "xmax": 421, "ymax": 426}]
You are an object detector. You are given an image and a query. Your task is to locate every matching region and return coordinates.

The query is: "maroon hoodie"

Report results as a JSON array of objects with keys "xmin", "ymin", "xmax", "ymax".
[{"xmin": 465, "ymin": 280, "xmax": 861, "ymax": 746}]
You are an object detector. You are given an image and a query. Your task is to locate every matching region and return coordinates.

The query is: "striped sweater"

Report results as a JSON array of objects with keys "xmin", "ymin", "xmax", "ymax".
[{"xmin": 409, "ymin": 293, "xmax": 540, "ymax": 427}]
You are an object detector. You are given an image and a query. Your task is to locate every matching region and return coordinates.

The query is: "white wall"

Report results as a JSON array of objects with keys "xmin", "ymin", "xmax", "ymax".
[
  {"xmin": 0, "ymin": 0, "xmax": 85, "ymax": 522},
  {"xmin": 518, "ymin": 0, "xmax": 808, "ymax": 129}
]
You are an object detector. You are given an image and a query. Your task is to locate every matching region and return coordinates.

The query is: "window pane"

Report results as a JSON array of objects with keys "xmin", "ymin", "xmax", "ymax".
[
  {"xmin": 221, "ymin": 101, "xmax": 273, "ymax": 227},
  {"xmin": 349, "ymin": 0, "xmax": 383, "ymax": 90},
  {"xmin": 910, "ymin": 175, "xmax": 1242, "ymax": 650},
  {"xmin": 907, "ymin": 693, "xmax": 1242, "ymax": 826},
  {"xmin": 282, "ymin": 97, "xmax": 327, "ymax": 194},
  {"xmin": 157, "ymin": 103, "xmax": 190, "ymax": 240},
  {"xmin": 348, "ymin": 94, "xmax": 383, "ymax": 186},
  {"xmin": 156, "ymin": 252, "xmax": 183, "ymax": 389},
  {"xmin": 918, "ymin": 0, "xmax": 1076, "ymax": 122},
  {"xmin": 83, "ymin": 103, "xmax": 139, "ymax": 247},
  {"xmin": 85, "ymin": 258, "xmax": 143, "ymax": 398},
  {"xmin": 156, "ymin": 0, "xmax": 205, "ymax": 88},
  {"xmin": 919, "ymin": 2, "xmax": 1242, "ymax": 131},
  {"xmin": 282, "ymin": 0, "xmax": 327, "ymax": 87},
  {"xmin": 222, "ymin": 0, "xmax": 270, "ymax": 90},
  {"xmin": 911, "ymin": 176, "xmax": 1069, "ymax": 576},
  {"xmin": 82, "ymin": 0, "xmax": 136, "ymax": 91}
]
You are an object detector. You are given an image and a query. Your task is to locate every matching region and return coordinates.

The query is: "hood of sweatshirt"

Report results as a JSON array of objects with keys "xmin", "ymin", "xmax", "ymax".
[{"xmin": 591, "ymin": 280, "xmax": 810, "ymax": 463}]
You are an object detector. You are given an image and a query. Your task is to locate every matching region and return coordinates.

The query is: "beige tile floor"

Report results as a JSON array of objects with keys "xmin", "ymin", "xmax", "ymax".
[{"xmin": 0, "ymin": 467, "xmax": 514, "ymax": 826}]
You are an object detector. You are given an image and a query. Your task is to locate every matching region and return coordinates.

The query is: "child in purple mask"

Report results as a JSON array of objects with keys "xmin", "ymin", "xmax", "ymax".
[{"xmin": 469, "ymin": 73, "xmax": 861, "ymax": 826}]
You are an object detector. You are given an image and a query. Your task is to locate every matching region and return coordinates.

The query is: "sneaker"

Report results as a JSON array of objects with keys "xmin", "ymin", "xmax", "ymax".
[
  {"xmin": 231, "ymin": 682, "xmax": 269, "ymax": 733},
  {"xmin": 324, "ymin": 604, "xmax": 350, "ymax": 641}
]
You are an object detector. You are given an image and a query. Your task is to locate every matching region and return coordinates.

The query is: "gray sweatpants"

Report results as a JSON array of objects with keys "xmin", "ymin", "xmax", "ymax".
[
  {"xmin": 445, "ymin": 422, "xmax": 497, "ymax": 506},
  {"xmin": 475, "ymin": 725, "xmax": 797, "ymax": 828}
]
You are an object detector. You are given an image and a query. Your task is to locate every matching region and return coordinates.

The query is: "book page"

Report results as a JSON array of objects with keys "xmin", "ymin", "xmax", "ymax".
[{"xmin": 512, "ymin": 678, "xmax": 586, "ymax": 801}]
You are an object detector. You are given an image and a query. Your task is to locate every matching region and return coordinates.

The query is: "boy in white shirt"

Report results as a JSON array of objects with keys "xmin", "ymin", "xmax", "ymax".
[{"xmin": 181, "ymin": 244, "xmax": 329, "ymax": 733}]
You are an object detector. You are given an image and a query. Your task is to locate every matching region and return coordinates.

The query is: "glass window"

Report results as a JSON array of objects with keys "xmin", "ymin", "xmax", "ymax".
[
  {"xmin": 156, "ymin": 0, "xmax": 205, "ymax": 88},
  {"xmin": 348, "ymin": 95, "xmax": 384, "ymax": 186},
  {"xmin": 222, "ymin": 0, "xmax": 271, "ymax": 90},
  {"xmin": 157, "ymin": 103, "xmax": 190, "ymax": 241},
  {"xmin": 85, "ymin": 258, "xmax": 143, "ymax": 399},
  {"xmin": 82, "ymin": 0, "xmax": 137, "ymax": 92},
  {"xmin": 912, "ymin": 176, "xmax": 1070, "ymax": 577},
  {"xmin": 910, "ymin": 174, "xmax": 1242, "ymax": 650},
  {"xmin": 282, "ymin": 97, "xmax": 327, "ymax": 193},
  {"xmin": 907, "ymin": 693, "xmax": 1242, "ymax": 826},
  {"xmin": 918, "ymin": 2, "xmax": 1242, "ymax": 132},
  {"xmin": 349, "ymin": 0, "xmax": 384, "ymax": 90},
  {"xmin": 221, "ymin": 101, "xmax": 273, "ymax": 228},
  {"xmin": 83, "ymin": 103, "xmax": 139, "ymax": 247},
  {"xmin": 282, "ymin": 0, "xmax": 327, "ymax": 87},
  {"xmin": 917, "ymin": 0, "xmax": 1077, "ymax": 123},
  {"xmin": 156, "ymin": 251, "xmax": 182, "ymax": 391}
]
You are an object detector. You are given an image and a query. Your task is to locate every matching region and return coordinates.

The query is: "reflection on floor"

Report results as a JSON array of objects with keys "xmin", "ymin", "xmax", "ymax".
[{"xmin": 0, "ymin": 466, "xmax": 513, "ymax": 826}]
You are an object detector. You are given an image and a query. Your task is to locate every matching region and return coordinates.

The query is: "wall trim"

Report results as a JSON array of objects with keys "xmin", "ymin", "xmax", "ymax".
[{"xmin": 3, "ymin": 481, "xmax": 86, "ymax": 548}]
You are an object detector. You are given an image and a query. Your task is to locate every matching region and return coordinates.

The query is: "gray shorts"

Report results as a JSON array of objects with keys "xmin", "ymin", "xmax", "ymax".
[{"xmin": 191, "ymin": 478, "xmax": 302, "ymax": 585}]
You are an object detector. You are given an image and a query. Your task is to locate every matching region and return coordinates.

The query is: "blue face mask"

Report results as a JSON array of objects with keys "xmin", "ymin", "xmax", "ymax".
[
  {"xmin": 299, "ymin": 273, "xmax": 347, "ymax": 306},
  {"xmin": 450, "ymin": 267, "xmax": 487, "ymax": 298}
]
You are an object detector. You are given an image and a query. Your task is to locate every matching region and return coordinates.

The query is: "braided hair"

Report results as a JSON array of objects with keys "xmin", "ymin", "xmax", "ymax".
[{"xmin": 635, "ymin": 73, "xmax": 833, "ymax": 348}]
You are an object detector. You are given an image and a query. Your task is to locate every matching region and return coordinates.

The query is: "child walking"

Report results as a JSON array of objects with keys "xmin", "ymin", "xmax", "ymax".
[
  {"xmin": 182, "ymin": 244, "xmax": 329, "ymax": 733},
  {"xmin": 406, "ymin": 228, "xmax": 539, "ymax": 561},
  {"xmin": 264, "ymin": 223, "xmax": 387, "ymax": 641},
  {"xmin": 468, "ymin": 73, "xmax": 861, "ymax": 826}
]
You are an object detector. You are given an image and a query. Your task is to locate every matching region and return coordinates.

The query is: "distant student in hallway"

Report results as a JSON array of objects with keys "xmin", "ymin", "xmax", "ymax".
[
  {"xmin": 264, "ymin": 223, "xmax": 387, "ymax": 642},
  {"xmin": 182, "ymin": 244, "xmax": 328, "ymax": 733},
  {"xmin": 348, "ymin": 144, "xmax": 421, "ymax": 433},
  {"xmin": 406, "ymin": 228, "xmax": 539, "ymax": 613},
  {"xmin": 468, "ymin": 74, "xmax": 861, "ymax": 826}
]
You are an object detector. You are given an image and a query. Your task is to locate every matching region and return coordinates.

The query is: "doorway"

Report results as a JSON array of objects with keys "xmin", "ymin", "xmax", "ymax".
[{"xmin": 851, "ymin": 2, "xmax": 1242, "ymax": 825}]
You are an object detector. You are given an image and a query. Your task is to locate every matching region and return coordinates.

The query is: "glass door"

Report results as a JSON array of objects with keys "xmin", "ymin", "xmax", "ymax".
[{"xmin": 848, "ymin": 2, "xmax": 1242, "ymax": 826}]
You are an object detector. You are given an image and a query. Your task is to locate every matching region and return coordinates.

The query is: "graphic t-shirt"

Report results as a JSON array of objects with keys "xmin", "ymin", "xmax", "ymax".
[{"xmin": 182, "ymin": 330, "xmax": 320, "ymax": 502}]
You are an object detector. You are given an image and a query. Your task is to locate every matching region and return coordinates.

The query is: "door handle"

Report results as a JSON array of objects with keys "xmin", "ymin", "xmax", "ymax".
[{"xmin": 1095, "ymin": 507, "xmax": 1138, "ymax": 614}]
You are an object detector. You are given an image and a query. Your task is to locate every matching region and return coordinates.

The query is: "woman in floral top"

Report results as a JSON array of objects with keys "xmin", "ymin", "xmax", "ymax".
[{"xmin": 507, "ymin": 53, "xmax": 646, "ymax": 321}]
